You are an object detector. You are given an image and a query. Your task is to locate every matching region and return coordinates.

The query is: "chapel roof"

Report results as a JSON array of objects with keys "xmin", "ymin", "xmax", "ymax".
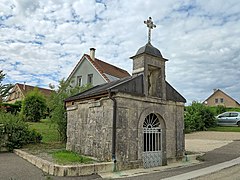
[
  {"xmin": 65, "ymin": 74, "xmax": 186, "ymax": 103},
  {"xmin": 131, "ymin": 43, "xmax": 163, "ymax": 59},
  {"xmin": 65, "ymin": 75, "xmax": 143, "ymax": 101}
]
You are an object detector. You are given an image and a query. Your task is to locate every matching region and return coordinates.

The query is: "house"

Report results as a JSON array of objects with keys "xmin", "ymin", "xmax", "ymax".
[
  {"xmin": 66, "ymin": 48, "xmax": 130, "ymax": 88},
  {"xmin": 203, "ymin": 89, "xmax": 240, "ymax": 108},
  {"xmin": 65, "ymin": 17, "xmax": 186, "ymax": 170},
  {"xmin": 6, "ymin": 83, "xmax": 53, "ymax": 104}
]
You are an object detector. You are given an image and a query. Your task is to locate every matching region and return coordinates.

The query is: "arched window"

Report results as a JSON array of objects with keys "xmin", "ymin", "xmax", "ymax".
[{"xmin": 143, "ymin": 113, "xmax": 161, "ymax": 152}]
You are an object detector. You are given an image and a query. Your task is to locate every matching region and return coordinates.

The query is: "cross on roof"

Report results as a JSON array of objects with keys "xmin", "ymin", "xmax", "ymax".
[{"xmin": 144, "ymin": 17, "xmax": 156, "ymax": 44}]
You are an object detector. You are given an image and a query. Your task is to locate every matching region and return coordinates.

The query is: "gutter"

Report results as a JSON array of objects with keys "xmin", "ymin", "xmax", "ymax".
[{"xmin": 108, "ymin": 91, "xmax": 117, "ymax": 171}]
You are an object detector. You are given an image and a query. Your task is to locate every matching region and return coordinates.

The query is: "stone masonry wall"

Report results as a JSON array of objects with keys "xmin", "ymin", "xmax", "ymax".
[
  {"xmin": 66, "ymin": 98, "xmax": 113, "ymax": 161},
  {"xmin": 66, "ymin": 93, "xmax": 185, "ymax": 165},
  {"xmin": 114, "ymin": 93, "xmax": 185, "ymax": 164}
]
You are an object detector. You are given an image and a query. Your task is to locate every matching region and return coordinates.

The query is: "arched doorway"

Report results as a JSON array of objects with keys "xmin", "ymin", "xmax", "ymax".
[{"xmin": 143, "ymin": 113, "xmax": 162, "ymax": 168}]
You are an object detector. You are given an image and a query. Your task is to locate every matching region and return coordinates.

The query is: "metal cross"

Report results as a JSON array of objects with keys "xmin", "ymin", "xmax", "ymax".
[{"xmin": 144, "ymin": 17, "xmax": 156, "ymax": 43}]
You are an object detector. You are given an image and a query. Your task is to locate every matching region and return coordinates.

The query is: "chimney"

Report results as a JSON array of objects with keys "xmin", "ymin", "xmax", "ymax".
[
  {"xmin": 23, "ymin": 82, "xmax": 26, "ymax": 90},
  {"xmin": 90, "ymin": 48, "xmax": 96, "ymax": 61}
]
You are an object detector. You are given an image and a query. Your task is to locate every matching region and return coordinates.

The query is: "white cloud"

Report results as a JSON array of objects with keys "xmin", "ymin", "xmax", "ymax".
[
  {"xmin": 1, "ymin": 0, "xmax": 240, "ymax": 103},
  {"xmin": 72, "ymin": 0, "xmax": 96, "ymax": 22},
  {"xmin": 13, "ymin": 0, "xmax": 40, "ymax": 16}
]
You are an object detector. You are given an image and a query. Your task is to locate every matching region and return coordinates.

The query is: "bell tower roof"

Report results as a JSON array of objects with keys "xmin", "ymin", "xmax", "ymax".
[{"xmin": 134, "ymin": 42, "xmax": 163, "ymax": 58}]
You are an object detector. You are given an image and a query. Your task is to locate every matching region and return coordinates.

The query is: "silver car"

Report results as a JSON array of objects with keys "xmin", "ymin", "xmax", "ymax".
[{"xmin": 216, "ymin": 112, "xmax": 240, "ymax": 127}]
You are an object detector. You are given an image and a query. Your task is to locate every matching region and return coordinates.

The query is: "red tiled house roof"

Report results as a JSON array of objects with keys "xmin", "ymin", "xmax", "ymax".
[
  {"xmin": 67, "ymin": 52, "xmax": 130, "ymax": 83},
  {"xmin": 84, "ymin": 54, "xmax": 130, "ymax": 82},
  {"xmin": 17, "ymin": 83, "xmax": 53, "ymax": 97}
]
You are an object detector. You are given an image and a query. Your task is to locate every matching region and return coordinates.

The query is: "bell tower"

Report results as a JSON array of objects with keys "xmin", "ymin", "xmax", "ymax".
[{"xmin": 130, "ymin": 17, "xmax": 168, "ymax": 99}]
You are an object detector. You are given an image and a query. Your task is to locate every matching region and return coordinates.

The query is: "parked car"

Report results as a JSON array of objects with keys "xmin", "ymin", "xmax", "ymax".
[{"xmin": 216, "ymin": 112, "xmax": 240, "ymax": 127}]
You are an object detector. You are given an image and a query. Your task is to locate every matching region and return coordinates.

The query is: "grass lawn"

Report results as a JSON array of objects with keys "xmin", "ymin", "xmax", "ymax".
[
  {"xmin": 51, "ymin": 150, "xmax": 95, "ymax": 164},
  {"xmin": 24, "ymin": 118, "xmax": 65, "ymax": 154},
  {"xmin": 25, "ymin": 119, "xmax": 95, "ymax": 164},
  {"xmin": 207, "ymin": 126, "xmax": 240, "ymax": 132},
  {"xmin": 27, "ymin": 118, "xmax": 59, "ymax": 143}
]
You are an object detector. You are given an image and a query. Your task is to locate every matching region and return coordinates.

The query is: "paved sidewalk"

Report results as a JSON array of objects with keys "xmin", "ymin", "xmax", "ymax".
[
  {"xmin": 162, "ymin": 157, "xmax": 240, "ymax": 180},
  {"xmin": 100, "ymin": 158, "xmax": 201, "ymax": 179}
]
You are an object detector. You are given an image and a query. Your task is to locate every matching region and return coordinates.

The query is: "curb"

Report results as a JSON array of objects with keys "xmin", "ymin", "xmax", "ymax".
[
  {"xmin": 162, "ymin": 157, "xmax": 240, "ymax": 180},
  {"xmin": 184, "ymin": 153, "xmax": 205, "ymax": 162},
  {"xmin": 14, "ymin": 149, "xmax": 113, "ymax": 176}
]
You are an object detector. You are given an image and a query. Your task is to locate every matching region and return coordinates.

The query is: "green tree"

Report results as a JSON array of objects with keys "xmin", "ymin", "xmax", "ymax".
[
  {"xmin": 0, "ymin": 70, "xmax": 13, "ymax": 102},
  {"xmin": 21, "ymin": 88, "xmax": 47, "ymax": 122},
  {"xmin": 184, "ymin": 102, "xmax": 217, "ymax": 133},
  {"xmin": 48, "ymin": 79, "xmax": 92, "ymax": 142}
]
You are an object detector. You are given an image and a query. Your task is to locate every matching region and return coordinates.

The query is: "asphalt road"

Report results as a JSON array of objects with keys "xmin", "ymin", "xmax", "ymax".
[
  {"xmin": 0, "ymin": 152, "xmax": 100, "ymax": 180},
  {"xmin": 1, "ymin": 139, "xmax": 240, "ymax": 179},
  {"xmin": 119, "ymin": 140, "xmax": 240, "ymax": 180}
]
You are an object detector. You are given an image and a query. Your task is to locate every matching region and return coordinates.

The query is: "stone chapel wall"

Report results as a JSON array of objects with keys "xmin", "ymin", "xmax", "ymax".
[
  {"xmin": 66, "ymin": 98, "xmax": 113, "ymax": 161},
  {"xmin": 114, "ymin": 93, "xmax": 184, "ymax": 165},
  {"xmin": 66, "ymin": 93, "xmax": 184, "ymax": 166}
]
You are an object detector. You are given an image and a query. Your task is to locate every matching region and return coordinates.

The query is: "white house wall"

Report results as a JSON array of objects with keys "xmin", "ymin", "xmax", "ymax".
[{"xmin": 69, "ymin": 57, "xmax": 107, "ymax": 87}]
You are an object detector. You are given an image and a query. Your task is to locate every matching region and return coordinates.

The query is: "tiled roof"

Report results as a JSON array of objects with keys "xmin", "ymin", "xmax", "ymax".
[
  {"xmin": 67, "ymin": 54, "xmax": 130, "ymax": 83},
  {"xmin": 204, "ymin": 89, "xmax": 240, "ymax": 105},
  {"xmin": 85, "ymin": 54, "xmax": 130, "ymax": 81},
  {"xmin": 16, "ymin": 83, "xmax": 53, "ymax": 97}
]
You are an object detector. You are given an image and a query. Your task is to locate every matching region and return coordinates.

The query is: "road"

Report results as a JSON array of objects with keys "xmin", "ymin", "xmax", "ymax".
[
  {"xmin": 0, "ymin": 152, "xmax": 100, "ymax": 180},
  {"xmin": 115, "ymin": 132, "xmax": 240, "ymax": 180},
  {"xmin": 194, "ymin": 164, "xmax": 240, "ymax": 180},
  {"xmin": 1, "ymin": 132, "xmax": 240, "ymax": 179}
]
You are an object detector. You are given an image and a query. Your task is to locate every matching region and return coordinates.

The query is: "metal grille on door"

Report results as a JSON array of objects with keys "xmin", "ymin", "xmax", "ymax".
[{"xmin": 143, "ymin": 113, "xmax": 162, "ymax": 168}]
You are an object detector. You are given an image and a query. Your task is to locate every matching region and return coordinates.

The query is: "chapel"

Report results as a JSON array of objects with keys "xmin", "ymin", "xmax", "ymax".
[{"xmin": 65, "ymin": 17, "xmax": 186, "ymax": 170}]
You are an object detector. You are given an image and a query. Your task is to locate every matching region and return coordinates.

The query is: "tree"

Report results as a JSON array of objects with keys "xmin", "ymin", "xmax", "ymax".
[
  {"xmin": 48, "ymin": 79, "xmax": 92, "ymax": 142},
  {"xmin": 21, "ymin": 88, "xmax": 47, "ymax": 122},
  {"xmin": 0, "ymin": 70, "xmax": 13, "ymax": 102}
]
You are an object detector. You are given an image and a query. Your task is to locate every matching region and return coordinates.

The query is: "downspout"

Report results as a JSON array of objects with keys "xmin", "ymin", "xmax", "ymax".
[{"xmin": 108, "ymin": 90, "xmax": 117, "ymax": 171}]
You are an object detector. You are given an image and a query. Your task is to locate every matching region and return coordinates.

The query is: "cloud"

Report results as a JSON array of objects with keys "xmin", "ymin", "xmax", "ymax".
[
  {"xmin": 13, "ymin": 0, "xmax": 40, "ymax": 16},
  {"xmin": 1, "ymin": 0, "xmax": 240, "ymax": 103}
]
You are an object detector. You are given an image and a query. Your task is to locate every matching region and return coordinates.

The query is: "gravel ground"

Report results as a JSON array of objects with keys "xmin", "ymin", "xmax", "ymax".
[
  {"xmin": 185, "ymin": 131, "xmax": 240, "ymax": 141},
  {"xmin": 185, "ymin": 131, "xmax": 240, "ymax": 153}
]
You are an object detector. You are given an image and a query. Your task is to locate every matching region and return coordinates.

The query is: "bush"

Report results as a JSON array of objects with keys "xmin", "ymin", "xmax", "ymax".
[
  {"xmin": 21, "ymin": 88, "xmax": 47, "ymax": 122},
  {"xmin": 1, "ymin": 101, "xmax": 22, "ymax": 115},
  {"xmin": 215, "ymin": 105, "xmax": 227, "ymax": 115},
  {"xmin": 184, "ymin": 102, "xmax": 217, "ymax": 133},
  {"xmin": 0, "ymin": 111, "xmax": 42, "ymax": 151},
  {"xmin": 208, "ymin": 106, "xmax": 240, "ymax": 116}
]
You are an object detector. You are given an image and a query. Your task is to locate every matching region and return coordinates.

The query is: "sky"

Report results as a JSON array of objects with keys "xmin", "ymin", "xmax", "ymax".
[{"xmin": 1, "ymin": 0, "xmax": 240, "ymax": 104}]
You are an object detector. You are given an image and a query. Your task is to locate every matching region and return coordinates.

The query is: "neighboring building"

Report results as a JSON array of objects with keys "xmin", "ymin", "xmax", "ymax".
[
  {"xmin": 66, "ymin": 48, "xmax": 130, "ymax": 88},
  {"xmin": 6, "ymin": 83, "xmax": 53, "ymax": 103},
  {"xmin": 65, "ymin": 18, "xmax": 186, "ymax": 170},
  {"xmin": 203, "ymin": 89, "xmax": 240, "ymax": 108}
]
